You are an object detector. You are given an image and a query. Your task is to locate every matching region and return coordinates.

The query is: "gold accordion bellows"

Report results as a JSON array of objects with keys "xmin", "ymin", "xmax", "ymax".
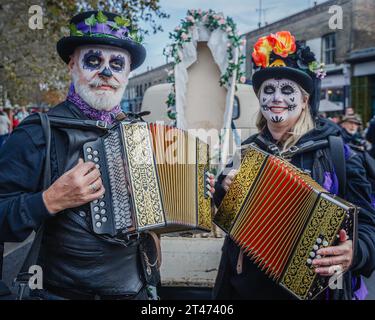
[
  {"xmin": 214, "ymin": 143, "xmax": 357, "ymax": 300},
  {"xmin": 83, "ymin": 121, "xmax": 212, "ymax": 238}
]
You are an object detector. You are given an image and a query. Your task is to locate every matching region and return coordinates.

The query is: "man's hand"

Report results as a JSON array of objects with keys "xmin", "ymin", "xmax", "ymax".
[
  {"xmin": 313, "ymin": 229, "xmax": 353, "ymax": 276},
  {"xmin": 222, "ymin": 169, "xmax": 238, "ymax": 192},
  {"xmin": 42, "ymin": 159, "xmax": 105, "ymax": 214}
]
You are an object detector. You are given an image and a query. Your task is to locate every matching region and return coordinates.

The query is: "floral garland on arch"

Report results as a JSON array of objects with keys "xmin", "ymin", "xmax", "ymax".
[{"xmin": 163, "ymin": 9, "xmax": 246, "ymax": 120}]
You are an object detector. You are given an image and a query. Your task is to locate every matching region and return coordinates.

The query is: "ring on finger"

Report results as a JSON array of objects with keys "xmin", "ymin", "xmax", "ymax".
[{"xmin": 89, "ymin": 182, "xmax": 98, "ymax": 193}]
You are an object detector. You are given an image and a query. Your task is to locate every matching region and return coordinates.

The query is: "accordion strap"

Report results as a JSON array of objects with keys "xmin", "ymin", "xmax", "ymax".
[
  {"xmin": 14, "ymin": 113, "xmax": 51, "ymax": 300},
  {"xmin": 252, "ymin": 135, "xmax": 329, "ymax": 159},
  {"xmin": 148, "ymin": 232, "xmax": 162, "ymax": 269},
  {"xmin": 21, "ymin": 115, "xmax": 112, "ymax": 132}
]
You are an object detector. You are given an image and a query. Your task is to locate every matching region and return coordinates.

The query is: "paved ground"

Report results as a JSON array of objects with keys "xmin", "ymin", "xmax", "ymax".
[{"xmin": 2, "ymin": 238, "xmax": 375, "ymax": 299}]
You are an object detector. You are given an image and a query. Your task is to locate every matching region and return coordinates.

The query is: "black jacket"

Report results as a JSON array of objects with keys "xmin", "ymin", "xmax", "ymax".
[
  {"xmin": 213, "ymin": 118, "xmax": 375, "ymax": 300},
  {"xmin": 0, "ymin": 101, "xmax": 149, "ymax": 296}
]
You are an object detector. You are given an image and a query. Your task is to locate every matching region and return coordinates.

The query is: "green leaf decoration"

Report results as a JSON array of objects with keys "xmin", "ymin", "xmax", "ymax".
[
  {"xmin": 96, "ymin": 11, "xmax": 108, "ymax": 23},
  {"xmin": 69, "ymin": 23, "xmax": 83, "ymax": 36},
  {"xmin": 85, "ymin": 14, "xmax": 97, "ymax": 27},
  {"xmin": 114, "ymin": 16, "xmax": 131, "ymax": 27},
  {"xmin": 129, "ymin": 30, "xmax": 143, "ymax": 43},
  {"xmin": 308, "ymin": 61, "xmax": 319, "ymax": 72}
]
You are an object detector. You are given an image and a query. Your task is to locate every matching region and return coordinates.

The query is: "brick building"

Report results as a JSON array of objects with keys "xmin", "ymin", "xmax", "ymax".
[{"xmin": 244, "ymin": 0, "xmax": 375, "ymax": 122}]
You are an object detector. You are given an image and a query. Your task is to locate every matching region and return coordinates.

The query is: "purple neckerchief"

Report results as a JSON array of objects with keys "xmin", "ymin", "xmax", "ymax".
[{"xmin": 67, "ymin": 83, "xmax": 121, "ymax": 125}]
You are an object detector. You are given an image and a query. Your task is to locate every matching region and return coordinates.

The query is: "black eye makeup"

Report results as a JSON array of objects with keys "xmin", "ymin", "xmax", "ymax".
[
  {"xmin": 82, "ymin": 50, "xmax": 103, "ymax": 70},
  {"xmin": 281, "ymin": 84, "xmax": 295, "ymax": 95},
  {"xmin": 109, "ymin": 55, "xmax": 125, "ymax": 72},
  {"xmin": 263, "ymin": 85, "xmax": 276, "ymax": 95}
]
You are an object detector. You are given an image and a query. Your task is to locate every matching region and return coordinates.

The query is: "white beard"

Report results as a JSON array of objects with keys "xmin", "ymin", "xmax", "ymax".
[{"xmin": 72, "ymin": 74, "xmax": 127, "ymax": 111}]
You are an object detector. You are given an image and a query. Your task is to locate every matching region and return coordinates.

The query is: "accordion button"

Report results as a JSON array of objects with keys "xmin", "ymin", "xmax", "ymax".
[
  {"xmin": 316, "ymin": 255, "xmax": 322, "ymax": 259},
  {"xmin": 306, "ymin": 259, "xmax": 312, "ymax": 265},
  {"xmin": 316, "ymin": 238, "xmax": 322, "ymax": 244},
  {"xmin": 94, "ymin": 206, "xmax": 100, "ymax": 212},
  {"xmin": 93, "ymin": 199, "xmax": 99, "ymax": 204},
  {"xmin": 95, "ymin": 214, "xmax": 100, "ymax": 220},
  {"xmin": 86, "ymin": 147, "xmax": 92, "ymax": 153},
  {"xmin": 96, "ymin": 222, "xmax": 102, "ymax": 228},
  {"xmin": 313, "ymin": 245, "xmax": 319, "ymax": 251},
  {"xmin": 100, "ymin": 209, "xmax": 106, "ymax": 214},
  {"xmin": 102, "ymin": 217, "xmax": 108, "ymax": 223},
  {"xmin": 309, "ymin": 252, "xmax": 316, "ymax": 258},
  {"xmin": 94, "ymin": 157, "xmax": 99, "ymax": 162},
  {"xmin": 100, "ymin": 201, "xmax": 105, "ymax": 207},
  {"xmin": 87, "ymin": 155, "xmax": 93, "ymax": 160},
  {"xmin": 93, "ymin": 150, "xmax": 99, "ymax": 156},
  {"xmin": 95, "ymin": 164, "xmax": 100, "ymax": 169},
  {"xmin": 323, "ymin": 241, "xmax": 329, "ymax": 247}
]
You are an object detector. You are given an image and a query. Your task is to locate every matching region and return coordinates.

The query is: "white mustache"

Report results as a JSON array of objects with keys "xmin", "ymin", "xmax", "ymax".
[{"xmin": 88, "ymin": 77, "xmax": 120, "ymax": 89}]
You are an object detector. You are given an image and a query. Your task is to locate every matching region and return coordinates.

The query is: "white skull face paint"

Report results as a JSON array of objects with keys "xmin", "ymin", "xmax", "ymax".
[
  {"xmin": 259, "ymin": 78, "xmax": 304, "ymax": 125},
  {"xmin": 70, "ymin": 45, "xmax": 131, "ymax": 111}
]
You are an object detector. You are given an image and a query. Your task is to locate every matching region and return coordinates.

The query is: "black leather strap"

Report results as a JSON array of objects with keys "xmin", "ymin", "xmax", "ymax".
[
  {"xmin": 21, "ymin": 115, "xmax": 111, "ymax": 132},
  {"xmin": 15, "ymin": 113, "xmax": 51, "ymax": 299},
  {"xmin": 328, "ymin": 135, "xmax": 346, "ymax": 197}
]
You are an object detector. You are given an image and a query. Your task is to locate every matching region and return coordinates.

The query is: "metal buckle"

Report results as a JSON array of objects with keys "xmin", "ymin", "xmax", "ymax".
[
  {"xmin": 126, "ymin": 232, "xmax": 140, "ymax": 243},
  {"xmin": 280, "ymin": 145, "xmax": 300, "ymax": 159},
  {"xmin": 95, "ymin": 120, "xmax": 108, "ymax": 129},
  {"xmin": 13, "ymin": 273, "xmax": 32, "ymax": 300},
  {"xmin": 268, "ymin": 144, "xmax": 280, "ymax": 156}
]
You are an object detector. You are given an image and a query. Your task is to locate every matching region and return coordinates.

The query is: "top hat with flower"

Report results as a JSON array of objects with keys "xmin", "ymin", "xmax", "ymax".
[
  {"xmin": 57, "ymin": 11, "xmax": 146, "ymax": 70},
  {"xmin": 251, "ymin": 31, "xmax": 325, "ymax": 116}
]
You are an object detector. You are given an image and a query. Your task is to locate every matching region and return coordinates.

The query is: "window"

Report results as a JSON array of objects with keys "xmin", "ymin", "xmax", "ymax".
[{"xmin": 322, "ymin": 33, "xmax": 336, "ymax": 65}]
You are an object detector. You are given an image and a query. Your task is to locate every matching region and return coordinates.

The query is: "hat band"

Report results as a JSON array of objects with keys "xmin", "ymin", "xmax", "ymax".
[{"xmin": 75, "ymin": 21, "xmax": 130, "ymax": 40}]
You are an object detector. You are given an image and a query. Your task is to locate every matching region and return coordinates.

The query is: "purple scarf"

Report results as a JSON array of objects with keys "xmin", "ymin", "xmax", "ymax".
[{"xmin": 67, "ymin": 83, "xmax": 121, "ymax": 124}]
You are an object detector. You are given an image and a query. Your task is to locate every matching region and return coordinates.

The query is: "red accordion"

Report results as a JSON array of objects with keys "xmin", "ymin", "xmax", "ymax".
[{"xmin": 214, "ymin": 144, "xmax": 357, "ymax": 300}]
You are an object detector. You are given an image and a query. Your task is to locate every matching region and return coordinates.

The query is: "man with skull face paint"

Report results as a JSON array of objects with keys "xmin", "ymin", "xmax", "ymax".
[
  {"xmin": 0, "ymin": 11, "xmax": 160, "ymax": 300},
  {"xmin": 213, "ymin": 32, "xmax": 375, "ymax": 300}
]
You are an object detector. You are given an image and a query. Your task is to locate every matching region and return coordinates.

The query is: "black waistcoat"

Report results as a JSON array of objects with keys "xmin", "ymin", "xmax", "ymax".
[{"xmin": 38, "ymin": 101, "xmax": 144, "ymax": 295}]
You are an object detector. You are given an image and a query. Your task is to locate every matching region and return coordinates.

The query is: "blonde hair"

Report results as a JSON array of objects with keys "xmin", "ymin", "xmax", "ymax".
[{"xmin": 256, "ymin": 83, "xmax": 315, "ymax": 152}]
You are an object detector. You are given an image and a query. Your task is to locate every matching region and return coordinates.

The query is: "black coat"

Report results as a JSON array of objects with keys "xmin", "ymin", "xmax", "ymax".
[
  {"xmin": 213, "ymin": 118, "xmax": 375, "ymax": 300},
  {"xmin": 0, "ymin": 101, "xmax": 148, "ymax": 296}
]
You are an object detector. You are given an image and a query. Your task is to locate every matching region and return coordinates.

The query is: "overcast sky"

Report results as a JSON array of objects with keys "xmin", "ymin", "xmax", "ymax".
[{"xmin": 132, "ymin": 0, "xmax": 329, "ymax": 76}]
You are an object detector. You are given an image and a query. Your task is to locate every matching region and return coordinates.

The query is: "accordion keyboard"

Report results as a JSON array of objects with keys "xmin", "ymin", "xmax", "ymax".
[
  {"xmin": 103, "ymin": 131, "xmax": 133, "ymax": 231},
  {"xmin": 84, "ymin": 129, "xmax": 134, "ymax": 236}
]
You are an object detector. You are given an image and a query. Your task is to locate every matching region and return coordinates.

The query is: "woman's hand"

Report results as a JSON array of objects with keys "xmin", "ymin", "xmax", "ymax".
[
  {"xmin": 222, "ymin": 169, "xmax": 239, "ymax": 192},
  {"xmin": 313, "ymin": 229, "xmax": 353, "ymax": 276}
]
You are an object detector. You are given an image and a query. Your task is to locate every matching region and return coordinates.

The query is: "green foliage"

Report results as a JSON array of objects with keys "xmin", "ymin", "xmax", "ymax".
[{"xmin": 0, "ymin": 0, "xmax": 169, "ymax": 106}]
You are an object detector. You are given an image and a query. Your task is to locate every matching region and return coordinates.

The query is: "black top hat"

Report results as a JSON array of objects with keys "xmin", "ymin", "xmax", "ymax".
[
  {"xmin": 251, "ymin": 31, "xmax": 326, "ymax": 117},
  {"xmin": 57, "ymin": 11, "xmax": 146, "ymax": 70}
]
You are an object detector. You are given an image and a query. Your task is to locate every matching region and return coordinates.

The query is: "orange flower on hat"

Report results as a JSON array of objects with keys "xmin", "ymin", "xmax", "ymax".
[
  {"xmin": 271, "ymin": 31, "xmax": 296, "ymax": 58},
  {"xmin": 252, "ymin": 35, "xmax": 275, "ymax": 68}
]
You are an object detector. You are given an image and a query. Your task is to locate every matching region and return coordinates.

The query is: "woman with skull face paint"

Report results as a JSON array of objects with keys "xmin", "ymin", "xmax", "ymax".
[{"xmin": 213, "ymin": 32, "xmax": 375, "ymax": 300}]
